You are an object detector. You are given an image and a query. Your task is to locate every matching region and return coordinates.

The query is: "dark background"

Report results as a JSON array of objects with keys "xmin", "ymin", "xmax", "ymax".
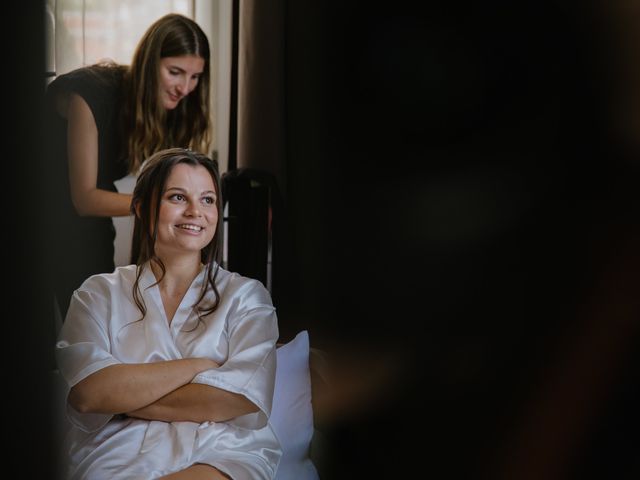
[
  {"xmin": 280, "ymin": 1, "xmax": 640, "ymax": 478},
  {"xmin": 7, "ymin": 1, "xmax": 639, "ymax": 478}
]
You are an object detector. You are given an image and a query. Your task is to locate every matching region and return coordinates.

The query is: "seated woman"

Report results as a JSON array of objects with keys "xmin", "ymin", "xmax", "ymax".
[{"xmin": 55, "ymin": 148, "xmax": 282, "ymax": 479}]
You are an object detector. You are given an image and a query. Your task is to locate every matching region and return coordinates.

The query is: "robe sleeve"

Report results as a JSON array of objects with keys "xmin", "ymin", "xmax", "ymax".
[
  {"xmin": 55, "ymin": 286, "xmax": 119, "ymax": 432},
  {"xmin": 192, "ymin": 278, "xmax": 279, "ymax": 429}
]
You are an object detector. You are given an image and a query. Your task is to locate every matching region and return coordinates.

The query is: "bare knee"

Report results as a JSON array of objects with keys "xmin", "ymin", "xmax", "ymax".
[{"xmin": 158, "ymin": 463, "xmax": 231, "ymax": 480}]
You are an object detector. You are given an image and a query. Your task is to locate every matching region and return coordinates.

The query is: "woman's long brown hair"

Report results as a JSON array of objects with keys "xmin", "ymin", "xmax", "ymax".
[
  {"xmin": 129, "ymin": 148, "xmax": 223, "ymax": 321},
  {"xmin": 123, "ymin": 14, "xmax": 212, "ymax": 174}
]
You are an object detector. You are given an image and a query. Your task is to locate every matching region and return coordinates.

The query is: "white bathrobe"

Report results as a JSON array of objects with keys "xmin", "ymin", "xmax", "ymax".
[{"xmin": 56, "ymin": 263, "xmax": 282, "ymax": 479}]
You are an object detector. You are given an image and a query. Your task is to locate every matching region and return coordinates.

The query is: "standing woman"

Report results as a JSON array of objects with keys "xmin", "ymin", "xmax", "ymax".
[{"xmin": 45, "ymin": 13, "xmax": 212, "ymax": 317}]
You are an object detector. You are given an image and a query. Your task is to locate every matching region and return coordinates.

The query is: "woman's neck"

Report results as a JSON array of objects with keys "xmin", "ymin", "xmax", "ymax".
[
  {"xmin": 150, "ymin": 255, "xmax": 202, "ymax": 292},
  {"xmin": 150, "ymin": 256, "xmax": 203, "ymax": 324}
]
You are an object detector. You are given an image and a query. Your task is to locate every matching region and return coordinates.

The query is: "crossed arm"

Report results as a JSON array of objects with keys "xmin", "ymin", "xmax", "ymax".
[{"xmin": 69, "ymin": 358, "xmax": 259, "ymax": 424}]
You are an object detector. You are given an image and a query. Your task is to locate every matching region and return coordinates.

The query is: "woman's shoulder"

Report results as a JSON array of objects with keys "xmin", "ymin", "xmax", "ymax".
[
  {"xmin": 216, "ymin": 265, "xmax": 260, "ymax": 288},
  {"xmin": 78, "ymin": 265, "xmax": 137, "ymax": 293},
  {"xmin": 215, "ymin": 267, "xmax": 273, "ymax": 306},
  {"xmin": 48, "ymin": 63, "xmax": 126, "ymax": 97}
]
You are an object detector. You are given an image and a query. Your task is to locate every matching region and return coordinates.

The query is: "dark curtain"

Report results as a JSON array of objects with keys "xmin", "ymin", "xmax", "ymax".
[
  {"xmin": 233, "ymin": 0, "xmax": 305, "ymax": 341},
  {"xmin": 237, "ymin": 0, "xmax": 286, "ymax": 192}
]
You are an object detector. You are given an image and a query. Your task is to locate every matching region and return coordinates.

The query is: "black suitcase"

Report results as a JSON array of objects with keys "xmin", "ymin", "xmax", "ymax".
[{"xmin": 221, "ymin": 168, "xmax": 280, "ymax": 292}]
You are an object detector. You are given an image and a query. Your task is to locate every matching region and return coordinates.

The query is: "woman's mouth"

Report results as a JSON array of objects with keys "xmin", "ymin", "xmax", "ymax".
[{"xmin": 176, "ymin": 224, "xmax": 203, "ymax": 232}]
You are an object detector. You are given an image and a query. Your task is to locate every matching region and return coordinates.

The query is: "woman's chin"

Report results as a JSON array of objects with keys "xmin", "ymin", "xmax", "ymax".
[{"xmin": 161, "ymin": 96, "xmax": 181, "ymax": 110}]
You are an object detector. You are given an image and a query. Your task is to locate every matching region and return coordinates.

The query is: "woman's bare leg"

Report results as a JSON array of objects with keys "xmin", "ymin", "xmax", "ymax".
[{"xmin": 159, "ymin": 463, "xmax": 231, "ymax": 479}]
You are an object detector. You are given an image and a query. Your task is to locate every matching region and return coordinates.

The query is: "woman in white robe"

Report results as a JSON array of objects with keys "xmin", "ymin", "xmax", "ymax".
[{"xmin": 56, "ymin": 148, "xmax": 282, "ymax": 480}]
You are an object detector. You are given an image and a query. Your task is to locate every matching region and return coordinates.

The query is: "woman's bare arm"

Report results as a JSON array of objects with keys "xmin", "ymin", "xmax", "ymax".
[
  {"xmin": 65, "ymin": 93, "xmax": 132, "ymax": 217},
  {"xmin": 68, "ymin": 358, "xmax": 218, "ymax": 414},
  {"xmin": 127, "ymin": 383, "xmax": 259, "ymax": 423}
]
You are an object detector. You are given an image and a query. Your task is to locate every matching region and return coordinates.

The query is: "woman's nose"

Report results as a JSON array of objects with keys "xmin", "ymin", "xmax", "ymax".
[
  {"xmin": 176, "ymin": 77, "xmax": 189, "ymax": 94},
  {"xmin": 185, "ymin": 202, "xmax": 202, "ymax": 217}
]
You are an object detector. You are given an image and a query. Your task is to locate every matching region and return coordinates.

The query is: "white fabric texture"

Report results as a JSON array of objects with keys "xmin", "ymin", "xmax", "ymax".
[
  {"xmin": 55, "ymin": 263, "xmax": 282, "ymax": 480},
  {"xmin": 270, "ymin": 331, "xmax": 319, "ymax": 480},
  {"xmin": 112, "ymin": 173, "xmax": 137, "ymax": 267}
]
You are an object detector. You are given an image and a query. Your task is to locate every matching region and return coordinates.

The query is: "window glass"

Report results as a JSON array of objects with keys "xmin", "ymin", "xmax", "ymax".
[{"xmin": 53, "ymin": 0, "xmax": 192, "ymax": 75}]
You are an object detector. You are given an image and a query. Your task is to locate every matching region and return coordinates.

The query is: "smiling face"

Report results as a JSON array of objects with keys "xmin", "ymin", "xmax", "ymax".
[
  {"xmin": 158, "ymin": 55, "xmax": 205, "ymax": 110},
  {"xmin": 155, "ymin": 163, "xmax": 218, "ymax": 260}
]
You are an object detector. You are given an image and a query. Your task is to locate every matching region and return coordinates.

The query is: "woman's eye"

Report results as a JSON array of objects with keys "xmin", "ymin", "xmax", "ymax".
[
  {"xmin": 203, "ymin": 196, "xmax": 215, "ymax": 205},
  {"xmin": 169, "ymin": 194, "xmax": 185, "ymax": 201}
]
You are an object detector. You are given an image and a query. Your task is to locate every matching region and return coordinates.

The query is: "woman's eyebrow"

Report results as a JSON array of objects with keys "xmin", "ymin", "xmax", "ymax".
[{"xmin": 165, "ymin": 187, "xmax": 216, "ymax": 196}]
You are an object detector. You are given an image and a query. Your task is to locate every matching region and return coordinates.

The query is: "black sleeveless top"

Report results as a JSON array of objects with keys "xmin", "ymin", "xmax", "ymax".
[{"xmin": 45, "ymin": 65, "xmax": 129, "ymax": 316}]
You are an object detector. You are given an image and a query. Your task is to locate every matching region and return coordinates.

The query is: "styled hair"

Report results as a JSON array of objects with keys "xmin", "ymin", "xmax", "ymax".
[
  {"xmin": 123, "ymin": 14, "xmax": 212, "ymax": 173},
  {"xmin": 130, "ymin": 148, "xmax": 222, "ymax": 320}
]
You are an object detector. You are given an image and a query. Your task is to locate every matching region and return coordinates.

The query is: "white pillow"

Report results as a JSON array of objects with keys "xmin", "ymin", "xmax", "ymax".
[{"xmin": 271, "ymin": 330, "xmax": 319, "ymax": 480}]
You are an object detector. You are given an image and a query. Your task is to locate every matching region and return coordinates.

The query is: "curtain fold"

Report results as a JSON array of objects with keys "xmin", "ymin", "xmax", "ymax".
[{"xmin": 237, "ymin": 0, "xmax": 287, "ymax": 194}]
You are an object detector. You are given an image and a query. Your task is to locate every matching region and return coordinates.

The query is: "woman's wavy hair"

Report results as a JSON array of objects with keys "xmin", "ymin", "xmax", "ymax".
[
  {"xmin": 130, "ymin": 148, "xmax": 222, "ymax": 320},
  {"xmin": 123, "ymin": 13, "xmax": 211, "ymax": 173}
]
